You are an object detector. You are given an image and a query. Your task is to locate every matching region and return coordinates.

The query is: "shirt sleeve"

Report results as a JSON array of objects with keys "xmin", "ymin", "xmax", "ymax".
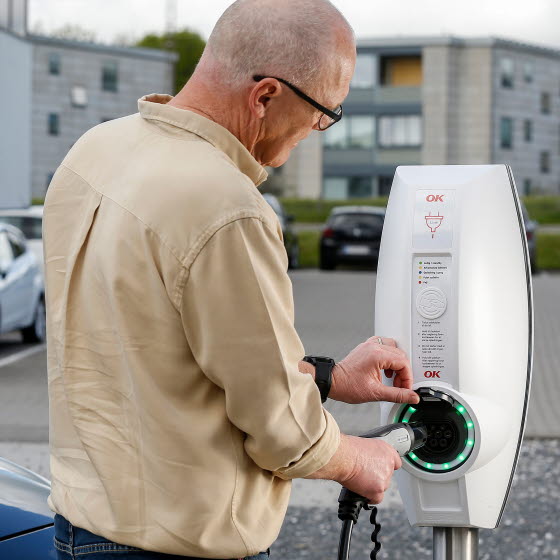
[{"xmin": 179, "ymin": 216, "xmax": 340, "ymax": 480}]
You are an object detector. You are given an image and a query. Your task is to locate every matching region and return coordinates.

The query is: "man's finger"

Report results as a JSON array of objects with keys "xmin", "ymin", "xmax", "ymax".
[
  {"xmin": 375, "ymin": 385, "xmax": 419, "ymax": 405},
  {"xmin": 367, "ymin": 336, "xmax": 397, "ymax": 348}
]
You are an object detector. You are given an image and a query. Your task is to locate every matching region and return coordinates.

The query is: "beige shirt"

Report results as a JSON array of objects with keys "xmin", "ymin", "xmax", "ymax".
[{"xmin": 44, "ymin": 94, "xmax": 340, "ymax": 559}]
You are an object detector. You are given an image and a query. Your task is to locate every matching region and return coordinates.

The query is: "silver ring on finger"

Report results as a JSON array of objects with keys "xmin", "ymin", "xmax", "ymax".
[{"xmin": 377, "ymin": 337, "xmax": 383, "ymax": 345}]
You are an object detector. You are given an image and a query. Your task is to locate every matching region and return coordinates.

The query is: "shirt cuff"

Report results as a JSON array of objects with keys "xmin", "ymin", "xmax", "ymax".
[{"xmin": 272, "ymin": 408, "xmax": 341, "ymax": 480}]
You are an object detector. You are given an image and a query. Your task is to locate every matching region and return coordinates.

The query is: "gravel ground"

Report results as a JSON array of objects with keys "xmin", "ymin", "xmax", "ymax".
[{"xmin": 273, "ymin": 439, "xmax": 560, "ymax": 560}]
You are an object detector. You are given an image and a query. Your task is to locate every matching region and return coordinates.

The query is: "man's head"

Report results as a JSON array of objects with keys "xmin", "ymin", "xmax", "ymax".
[{"xmin": 188, "ymin": 0, "xmax": 356, "ymax": 167}]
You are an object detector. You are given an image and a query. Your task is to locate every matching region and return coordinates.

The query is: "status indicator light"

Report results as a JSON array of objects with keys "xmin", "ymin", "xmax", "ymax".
[
  {"xmin": 443, "ymin": 463, "xmax": 450, "ymax": 469},
  {"xmin": 458, "ymin": 454, "xmax": 465, "ymax": 461},
  {"xmin": 467, "ymin": 421, "xmax": 474, "ymax": 428},
  {"xmin": 426, "ymin": 463, "xmax": 433, "ymax": 469},
  {"xmin": 457, "ymin": 406, "xmax": 465, "ymax": 413},
  {"xmin": 408, "ymin": 407, "xmax": 417, "ymax": 414},
  {"xmin": 409, "ymin": 453, "xmax": 417, "ymax": 460},
  {"xmin": 467, "ymin": 440, "xmax": 474, "ymax": 446}
]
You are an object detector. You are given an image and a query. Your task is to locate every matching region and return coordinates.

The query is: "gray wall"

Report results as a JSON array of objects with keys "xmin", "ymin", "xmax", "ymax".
[
  {"xmin": 422, "ymin": 45, "xmax": 493, "ymax": 165},
  {"xmin": 0, "ymin": 30, "xmax": 32, "ymax": 208},
  {"xmin": 492, "ymin": 47, "xmax": 560, "ymax": 194},
  {"xmin": 31, "ymin": 41, "xmax": 175, "ymax": 199}
]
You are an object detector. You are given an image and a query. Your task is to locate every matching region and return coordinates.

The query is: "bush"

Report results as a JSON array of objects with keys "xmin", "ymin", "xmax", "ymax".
[
  {"xmin": 522, "ymin": 196, "xmax": 560, "ymax": 225},
  {"xmin": 281, "ymin": 197, "xmax": 388, "ymax": 223}
]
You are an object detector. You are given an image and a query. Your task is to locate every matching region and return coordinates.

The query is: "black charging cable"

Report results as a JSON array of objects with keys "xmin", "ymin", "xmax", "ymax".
[{"xmin": 336, "ymin": 422, "xmax": 427, "ymax": 560}]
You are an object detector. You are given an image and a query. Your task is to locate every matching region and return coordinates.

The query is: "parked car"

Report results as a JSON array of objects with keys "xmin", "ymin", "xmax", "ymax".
[
  {"xmin": 0, "ymin": 223, "xmax": 46, "ymax": 343},
  {"xmin": 520, "ymin": 201, "xmax": 538, "ymax": 273},
  {"xmin": 262, "ymin": 194, "xmax": 300, "ymax": 268},
  {"xmin": 0, "ymin": 457, "xmax": 54, "ymax": 558},
  {"xmin": 320, "ymin": 206, "xmax": 385, "ymax": 270},
  {"xmin": 0, "ymin": 206, "xmax": 44, "ymax": 277}
]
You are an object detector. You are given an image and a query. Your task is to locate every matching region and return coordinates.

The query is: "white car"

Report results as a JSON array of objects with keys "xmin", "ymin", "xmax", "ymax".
[
  {"xmin": 0, "ymin": 222, "xmax": 45, "ymax": 343},
  {"xmin": 0, "ymin": 206, "xmax": 44, "ymax": 277}
]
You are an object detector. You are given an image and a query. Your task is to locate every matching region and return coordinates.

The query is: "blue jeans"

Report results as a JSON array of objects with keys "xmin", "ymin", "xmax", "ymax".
[{"xmin": 54, "ymin": 514, "xmax": 270, "ymax": 560}]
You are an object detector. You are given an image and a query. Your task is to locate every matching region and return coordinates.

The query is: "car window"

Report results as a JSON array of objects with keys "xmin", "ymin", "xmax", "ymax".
[
  {"xmin": 0, "ymin": 232, "xmax": 14, "ymax": 270},
  {"xmin": 8, "ymin": 234, "xmax": 26, "ymax": 259},
  {"xmin": 331, "ymin": 213, "xmax": 384, "ymax": 229},
  {"xmin": 0, "ymin": 216, "xmax": 42, "ymax": 240}
]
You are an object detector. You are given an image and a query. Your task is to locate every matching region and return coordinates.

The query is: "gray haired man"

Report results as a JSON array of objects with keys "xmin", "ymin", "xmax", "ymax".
[{"xmin": 43, "ymin": 1, "xmax": 419, "ymax": 559}]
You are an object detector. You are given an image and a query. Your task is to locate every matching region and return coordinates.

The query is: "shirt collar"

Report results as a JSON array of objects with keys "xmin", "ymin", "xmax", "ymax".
[{"xmin": 138, "ymin": 94, "xmax": 268, "ymax": 187}]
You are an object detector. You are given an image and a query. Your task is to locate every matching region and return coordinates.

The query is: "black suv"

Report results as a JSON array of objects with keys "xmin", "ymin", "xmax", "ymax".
[{"xmin": 320, "ymin": 206, "xmax": 385, "ymax": 270}]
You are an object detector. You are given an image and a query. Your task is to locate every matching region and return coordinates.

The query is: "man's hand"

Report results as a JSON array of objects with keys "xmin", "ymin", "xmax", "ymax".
[
  {"xmin": 329, "ymin": 336, "xmax": 419, "ymax": 405},
  {"xmin": 306, "ymin": 434, "xmax": 401, "ymax": 504}
]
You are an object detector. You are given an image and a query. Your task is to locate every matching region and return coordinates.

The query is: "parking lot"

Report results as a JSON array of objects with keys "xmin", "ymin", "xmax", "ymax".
[{"xmin": 0, "ymin": 269, "xmax": 559, "ymax": 558}]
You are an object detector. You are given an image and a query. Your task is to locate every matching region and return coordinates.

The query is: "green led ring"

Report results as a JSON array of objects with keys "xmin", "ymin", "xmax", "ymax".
[{"xmin": 397, "ymin": 402, "xmax": 475, "ymax": 473}]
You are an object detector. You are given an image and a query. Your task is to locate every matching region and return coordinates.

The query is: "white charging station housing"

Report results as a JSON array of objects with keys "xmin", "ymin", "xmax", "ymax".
[{"xmin": 377, "ymin": 165, "xmax": 533, "ymax": 529}]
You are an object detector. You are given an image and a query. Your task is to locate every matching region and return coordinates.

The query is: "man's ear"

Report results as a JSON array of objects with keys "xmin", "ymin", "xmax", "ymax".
[{"xmin": 249, "ymin": 78, "xmax": 282, "ymax": 119}]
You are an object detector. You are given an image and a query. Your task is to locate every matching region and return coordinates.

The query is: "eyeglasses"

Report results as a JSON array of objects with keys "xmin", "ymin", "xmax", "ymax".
[{"xmin": 253, "ymin": 75, "xmax": 343, "ymax": 131}]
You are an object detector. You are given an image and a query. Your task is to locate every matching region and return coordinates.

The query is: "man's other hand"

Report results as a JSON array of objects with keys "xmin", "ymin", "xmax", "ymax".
[{"xmin": 329, "ymin": 336, "xmax": 419, "ymax": 405}]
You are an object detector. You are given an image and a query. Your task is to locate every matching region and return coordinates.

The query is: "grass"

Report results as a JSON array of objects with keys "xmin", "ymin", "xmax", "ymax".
[
  {"xmin": 536, "ymin": 233, "xmax": 560, "ymax": 270},
  {"xmin": 297, "ymin": 231, "xmax": 560, "ymax": 271}
]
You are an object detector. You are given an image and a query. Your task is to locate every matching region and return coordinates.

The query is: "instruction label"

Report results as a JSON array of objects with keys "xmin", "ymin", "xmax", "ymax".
[{"xmin": 412, "ymin": 256, "xmax": 455, "ymax": 381}]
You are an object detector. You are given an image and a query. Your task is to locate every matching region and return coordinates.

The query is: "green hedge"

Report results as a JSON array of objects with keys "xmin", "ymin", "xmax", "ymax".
[
  {"xmin": 537, "ymin": 233, "xmax": 560, "ymax": 270},
  {"xmin": 297, "ymin": 231, "xmax": 560, "ymax": 270},
  {"xmin": 522, "ymin": 196, "xmax": 560, "ymax": 225},
  {"xmin": 281, "ymin": 197, "xmax": 388, "ymax": 223},
  {"xmin": 282, "ymin": 196, "xmax": 560, "ymax": 225}
]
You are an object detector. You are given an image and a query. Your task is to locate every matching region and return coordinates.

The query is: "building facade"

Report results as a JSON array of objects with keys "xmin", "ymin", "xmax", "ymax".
[
  {"xmin": 0, "ymin": 0, "xmax": 176, "ymax": 207},
  {"xmin": 282, "ymin": 36, "xmax": 560, "ymax": 199}
]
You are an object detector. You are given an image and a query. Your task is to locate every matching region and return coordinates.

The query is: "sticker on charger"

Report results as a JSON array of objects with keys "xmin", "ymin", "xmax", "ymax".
[
  {"xmin": 413, "ymin": 190, "xmax": 455, "ymax": 250},
  {"xmin": 412, "ymin": 255, "xmax": 457, "ymax": 385}
]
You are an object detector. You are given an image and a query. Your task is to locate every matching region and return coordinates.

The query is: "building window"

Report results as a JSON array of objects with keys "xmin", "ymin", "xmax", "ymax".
[
  {"xmin": 46, "ymin": 172, "xmax": 55, "ymax": 190},
  {"xmin": 351, "ymin": 53, "xmax": 376, "ymax": 89},
  {"xmin": 49, "ymin": 53, "xmax": 60, "ymax": 75},
  {"xmin": 523, "ymin": 179, "xmax": 532, "ymax": 195},
  {"xmin": 524, "ymin": 119, "xmax": 532, "ymax": 142},
  {"xmin": 523, "ymin": 61, "xmax": 533, "ymax": 83},
  {"xmin": 378, "ymin": 176, "xmax": 393, "ymax": 196},
  {"xmin": 348, "ymin": 177, "xmax": 373, "ymax": 198},
  {"xmin": 540, "ymin": 151, "xmax": 550, "ymax": 174},
  {"xmin": 379, "ymin": 115, "xmax": 422, "ymax": 147},
  {"xmin": 500, "ymin": 58, "xmax": 514, "ymax": 88},
  {"xmin": 324, "ymin": 116, "xmax": 375, "ymax": 149},
  {"xmin": 541, "ymin": 92, "xmax": 551, "ymax": 114},
  {"xmin": 380, "ymin": 56, "xmax": 422, "ymax": 87},
  {"xmin": 48, "ymin": 113, "xmax": 59, "ymax": 136},
  {"xmin": 323, "ymin": 176, "xmax": 373, "ymax": 199},
  {"xmin": 323, "ymin": 177, "xmax": 348, "ymax": 199},
  {"xmin": 71, "ymin": 86, "xmax": 88, "ymax": 108},
  {"xmin": 348, "ymin": 116, "xmax": 375, "ymax": 148},
  {"xmin": 102, "ymin": 60, "xmax": 118, "ymax": 92},
  {"xmin": 500, "ymin": 117, "xmax": 513, "ymax": 149}
]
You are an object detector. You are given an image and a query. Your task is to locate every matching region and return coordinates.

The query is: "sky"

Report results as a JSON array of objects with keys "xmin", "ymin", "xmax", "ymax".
[{"xmin": 28, "ymin": 0, "xmax": 560, "ymax": 49}]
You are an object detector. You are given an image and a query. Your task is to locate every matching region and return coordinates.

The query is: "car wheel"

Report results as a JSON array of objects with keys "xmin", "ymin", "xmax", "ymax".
[
  {"xmin": 288, "ymin": 244, "xmax": 300, "ymax": 269},
  {"xmin": 21, "ymin": 296, "xmax": 46, "ymax": 343},
  {"xmin": 319, "ymin": 254, "xmax": 336, "ymax": 270}
]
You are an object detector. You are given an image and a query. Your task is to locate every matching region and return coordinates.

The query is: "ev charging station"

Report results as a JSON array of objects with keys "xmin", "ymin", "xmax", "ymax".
[{"xmin": 375, "ymin": 165, "xmax": 533, "ymax": 559}]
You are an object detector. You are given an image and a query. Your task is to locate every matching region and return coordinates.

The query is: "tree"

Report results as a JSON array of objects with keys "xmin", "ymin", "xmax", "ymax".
[
  {"xmin": 49, "ymin": 24, "xmax": 97, "ymax": 43},
  {"xmin": 136, "ymin": 29, "xmax": 206, "ymax": 93}
]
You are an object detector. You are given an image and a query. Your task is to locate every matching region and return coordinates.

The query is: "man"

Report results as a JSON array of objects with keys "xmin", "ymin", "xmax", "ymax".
[{"xmin": 43, "ymin": 0, "xmax": 419, "ymax": 559}]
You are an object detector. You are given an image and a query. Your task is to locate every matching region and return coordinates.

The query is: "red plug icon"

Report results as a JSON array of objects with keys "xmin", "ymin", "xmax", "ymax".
[{"xmin": 425, "ymin": 214, "xmax": 444, "ymax": 238}]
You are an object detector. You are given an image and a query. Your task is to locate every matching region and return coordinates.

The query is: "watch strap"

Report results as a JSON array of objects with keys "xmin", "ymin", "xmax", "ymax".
[{"xmin": 303, "ymin": 355, "xmax": 334, "ymax": 403}]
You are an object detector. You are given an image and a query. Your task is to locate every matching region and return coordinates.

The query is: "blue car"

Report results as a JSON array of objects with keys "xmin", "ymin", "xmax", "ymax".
[{"xmin": 0, "ymin": 456, "xmax": 55, "ymax": 558}]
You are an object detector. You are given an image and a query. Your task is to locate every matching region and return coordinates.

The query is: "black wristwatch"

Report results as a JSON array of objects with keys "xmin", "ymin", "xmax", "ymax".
[{"xmin": 303, "ymin": 355, "xmax": 335, "ymax": 403}]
